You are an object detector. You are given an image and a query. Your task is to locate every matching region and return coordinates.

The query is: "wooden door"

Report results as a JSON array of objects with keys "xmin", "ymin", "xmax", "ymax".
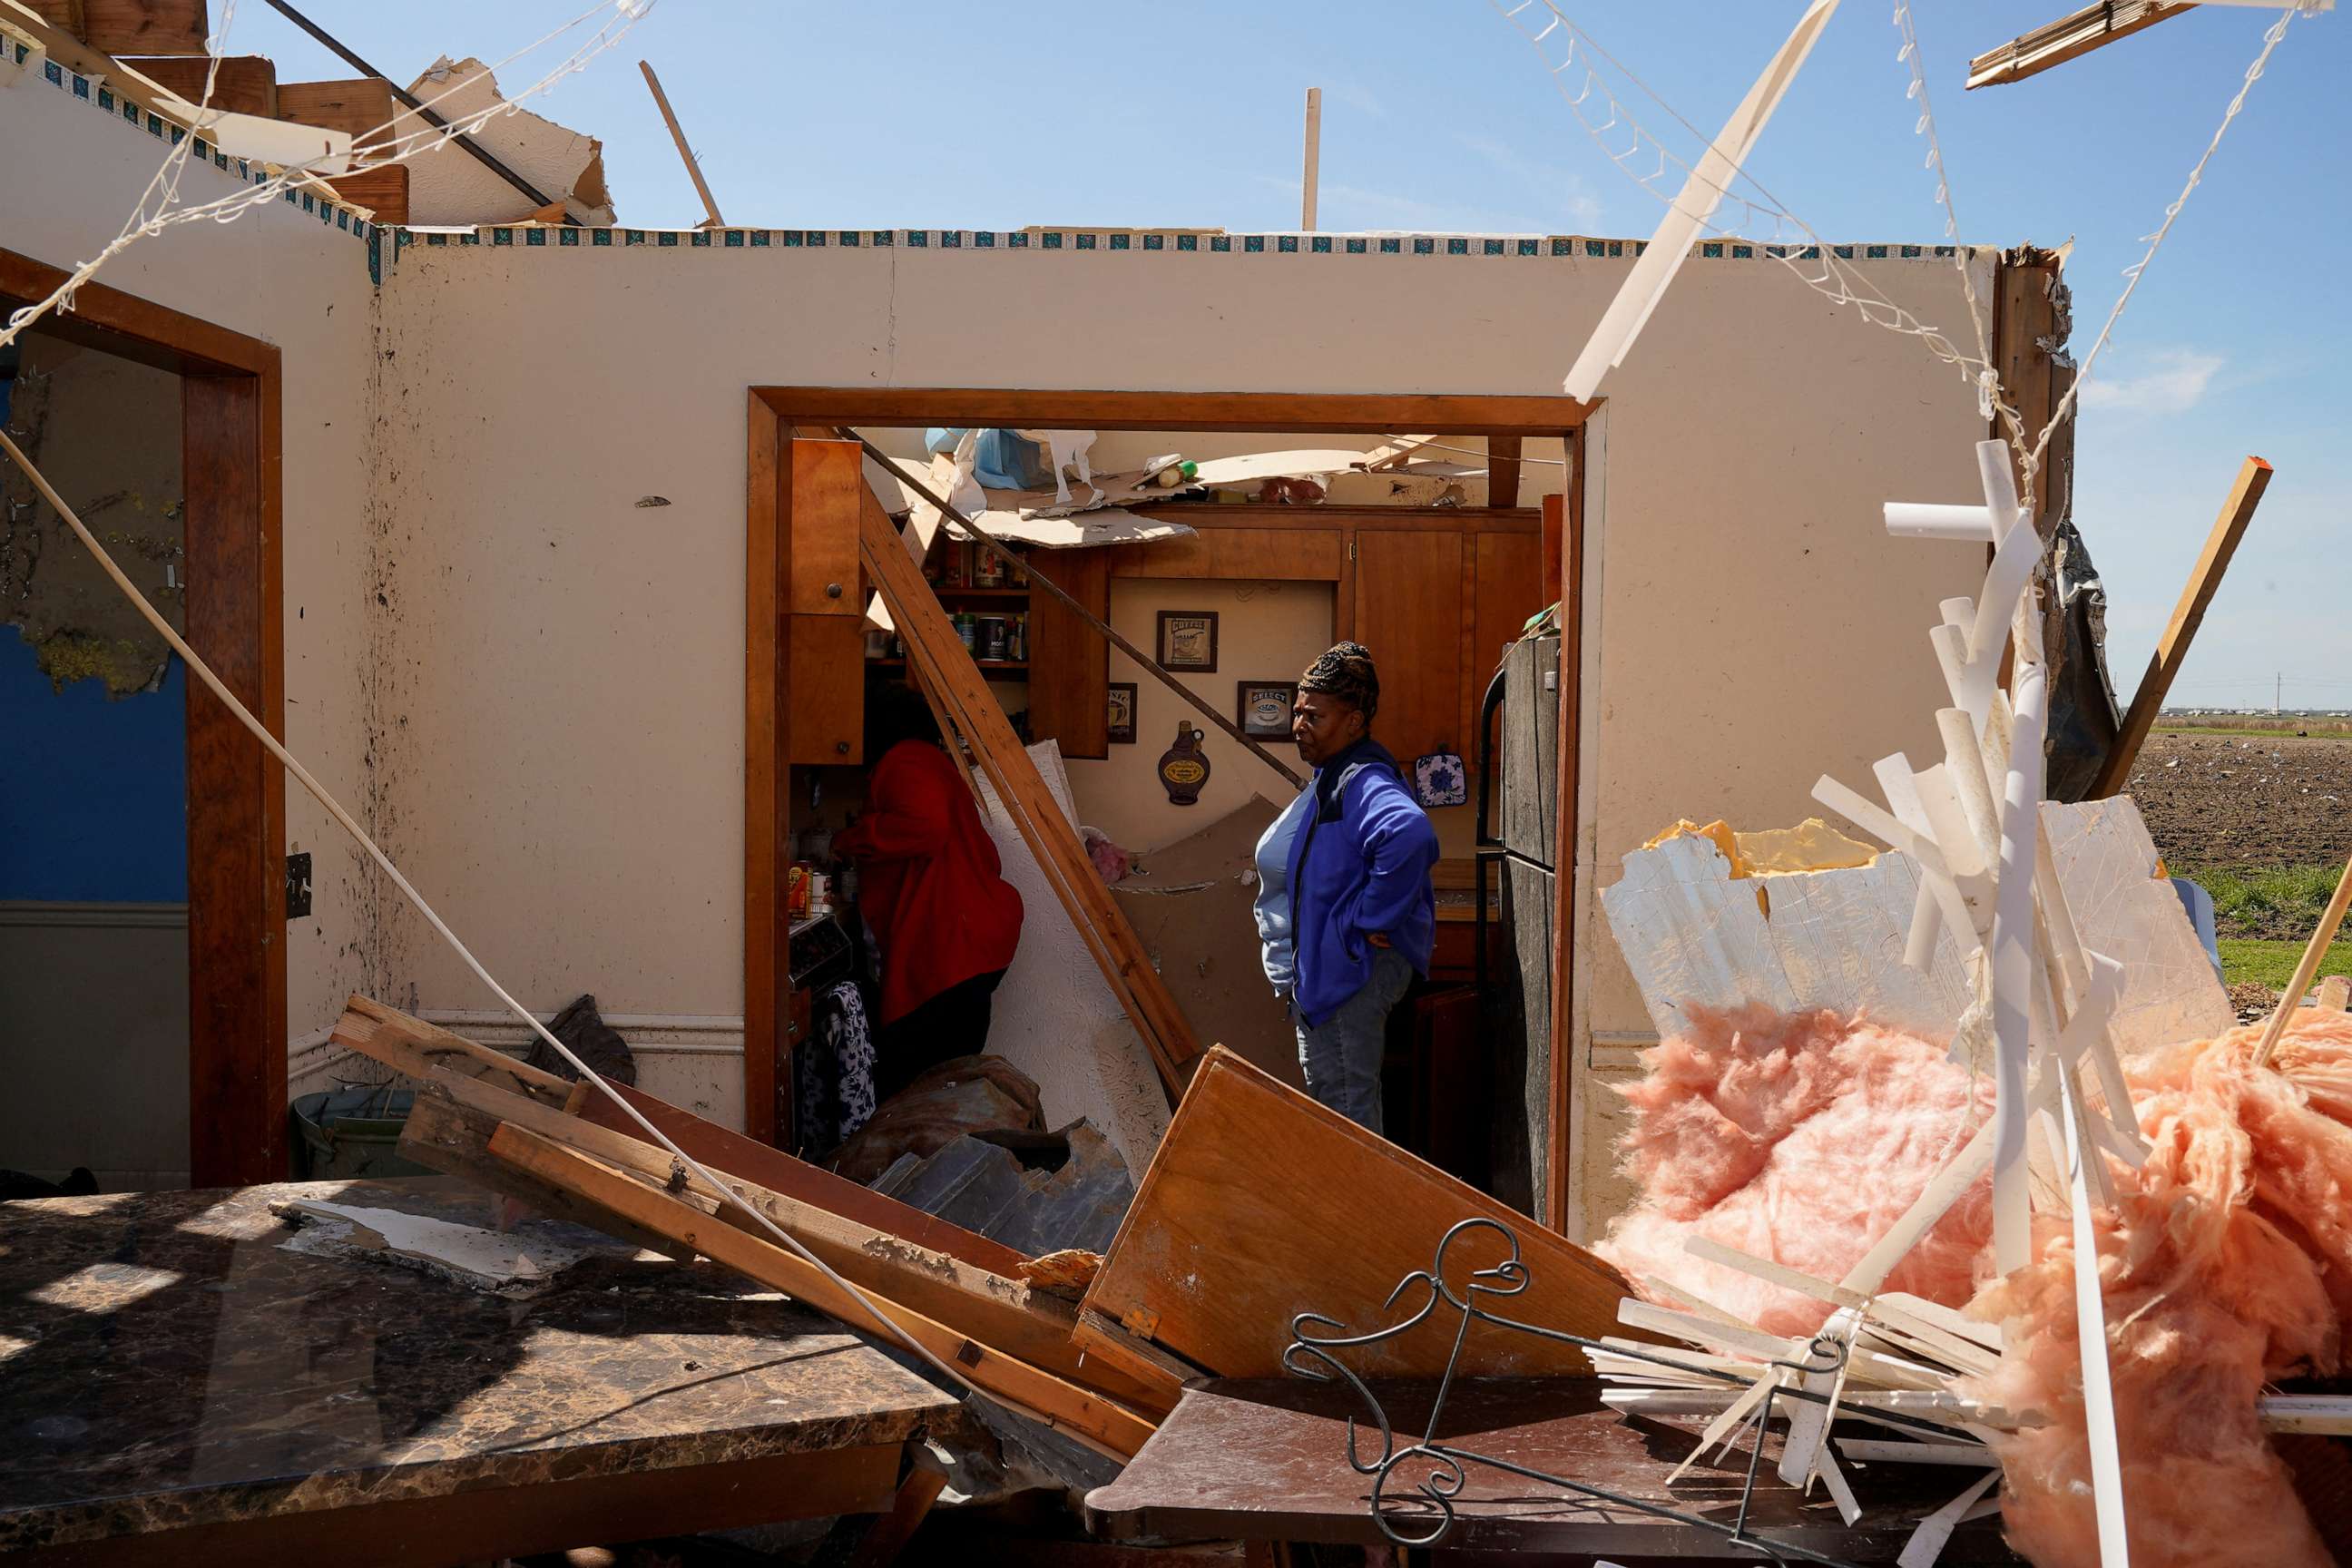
[{"xmin": 1350, "ymin": 531, "xmax": 1462, "ymax": 765}]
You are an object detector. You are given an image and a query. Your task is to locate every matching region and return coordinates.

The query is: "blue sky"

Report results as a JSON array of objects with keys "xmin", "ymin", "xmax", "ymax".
[{"xmin": 224, "ymin": 1, "xmax": 2347, "ymax": 711}]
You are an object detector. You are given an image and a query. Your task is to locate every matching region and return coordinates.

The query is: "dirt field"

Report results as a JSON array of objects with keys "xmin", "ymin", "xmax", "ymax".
[{"xmin": 2122, "ymin": 732, "xmax": 2352, "ymax": 869}]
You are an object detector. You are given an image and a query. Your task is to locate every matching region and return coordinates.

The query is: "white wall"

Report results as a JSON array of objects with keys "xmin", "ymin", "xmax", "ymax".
[
  {"xmin": 1, "ymin": 67, "xmax": 381, "ymax": 1073},
  {"xmin": 1073, "ymin": 577, "xmax": 1336, "ymax": 854},
  {"xmin": 369, "ymin": 231, "xmax": 1986, "ymax": 1134}
]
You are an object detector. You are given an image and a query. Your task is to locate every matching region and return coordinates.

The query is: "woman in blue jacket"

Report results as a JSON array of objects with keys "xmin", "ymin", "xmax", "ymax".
[{"xmin": 1251, "ymin": 642, "xmax": 1438, "ymax": 1134}]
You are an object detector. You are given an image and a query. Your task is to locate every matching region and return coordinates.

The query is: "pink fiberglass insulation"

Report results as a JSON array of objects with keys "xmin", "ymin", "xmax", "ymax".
[
  {"xmin": 1598, "ymin": 1004, "xmax": 1994, "ymax": 1337},
  {"xmin": 1964, "ymin": 1009, "xmax": 2352, "ymax": 1568}
]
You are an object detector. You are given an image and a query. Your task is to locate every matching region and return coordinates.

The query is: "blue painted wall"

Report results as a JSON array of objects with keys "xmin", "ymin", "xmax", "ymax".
[{"xmin": 0, "ymin": 623, "xmax": 187, "ymax": 902}]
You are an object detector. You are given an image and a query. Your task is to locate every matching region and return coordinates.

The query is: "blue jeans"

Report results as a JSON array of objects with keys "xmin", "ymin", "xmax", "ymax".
[{"xmin": 1296, "ymin": 946, "xmax": 1415, "ymax": 1136}]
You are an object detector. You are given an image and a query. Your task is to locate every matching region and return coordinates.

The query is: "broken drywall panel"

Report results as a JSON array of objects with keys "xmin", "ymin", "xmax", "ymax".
[
  {"xmin": 1112, "ymin": 794, "xmax": 1303, "ymax": 1090},
  {"xmin": 0, "ymin": 333, "xmax": 185, "ymax": 695},
  {"xmin": 272, "ymin": 1199, "xmax": 594, "ymax": 1297},
  {"xmin": 393, "ymin": 57, "xmax": 614, "ymax": 226},
  {"xmin": 1601, "ymin": 797, "xmax": 2232, "ymax": 1054},
  {"xmin": 971, "ymin": 740, "xmax": 1174, "ymax": 1175}
]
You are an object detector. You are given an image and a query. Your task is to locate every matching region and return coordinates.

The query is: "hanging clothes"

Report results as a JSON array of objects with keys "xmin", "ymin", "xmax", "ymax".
[{"xmin": 794, "ymin": 979, "xmax": 878, "ymax": 1153}]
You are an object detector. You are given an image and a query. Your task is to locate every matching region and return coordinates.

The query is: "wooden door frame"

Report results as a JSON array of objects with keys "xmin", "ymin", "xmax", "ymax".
[
  {"xmin": 746, "ymin": 387, "xmax": 1594, "ymax": 1153},
  {"xmin": 1, "ymin": 249, "xmax": 286, "ymax": 1188}
]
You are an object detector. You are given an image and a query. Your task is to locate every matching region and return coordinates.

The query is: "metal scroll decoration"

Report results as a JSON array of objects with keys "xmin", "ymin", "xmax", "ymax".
[{"xmin": 1283, "ymin": 1216, "xmax": 1895, "ymax": 1568}]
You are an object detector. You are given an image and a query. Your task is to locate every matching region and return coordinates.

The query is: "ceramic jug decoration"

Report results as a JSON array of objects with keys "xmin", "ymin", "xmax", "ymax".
[{"xmin": 1157, "ymin": 722, "xmax": 1210, "ymax": 806}]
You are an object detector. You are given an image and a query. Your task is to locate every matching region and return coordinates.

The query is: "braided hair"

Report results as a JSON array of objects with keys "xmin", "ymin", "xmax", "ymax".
[{"xmin": 1298, "ymin": 641, "xmax": 1379, "ymax": 725}]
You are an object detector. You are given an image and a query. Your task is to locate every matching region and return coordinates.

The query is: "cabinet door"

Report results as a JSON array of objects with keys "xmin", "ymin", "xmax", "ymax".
[
  {"xmin": 1350, "ymin": 531, "xmax": 1463, "ymax": 765},
  {"xmin": 1026, "ymin": 547, "xmax": 1111, "ymax": 759}
]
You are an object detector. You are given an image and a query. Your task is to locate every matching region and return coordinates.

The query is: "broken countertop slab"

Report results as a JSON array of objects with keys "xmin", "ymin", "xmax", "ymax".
[
  {"xmin": 0, "ymin": 1176, "xmax": 965, "ymax": 1562},
  {"xmin": 1600, "ymin": 795, "xmax": 2234, "ymax": 1055},
  {"xmin": 1087, "ymin": 1377, "xmax": 2023, "ymax": 1562}
]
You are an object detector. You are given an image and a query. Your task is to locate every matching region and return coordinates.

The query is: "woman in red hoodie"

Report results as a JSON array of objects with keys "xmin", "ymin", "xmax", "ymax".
[{"xmin": 833, "ymin": 685, "xmax": 1024, "ymax": 1098}]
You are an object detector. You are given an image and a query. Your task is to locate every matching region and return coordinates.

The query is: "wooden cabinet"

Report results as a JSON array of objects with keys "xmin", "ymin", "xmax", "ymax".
[
  {"xmin": 785, "ymin": 438, "xmax": 866, "ymax": 765},
  {"xmin": 1350, "ymin": 531, "xmax": 1464, "ymax": 765}
]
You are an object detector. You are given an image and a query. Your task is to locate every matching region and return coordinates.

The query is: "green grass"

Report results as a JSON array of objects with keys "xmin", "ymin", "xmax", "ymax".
[
  {"xmin": 2180, "ymin": 863, "xmax": 2346, "ymax": 940},
  {"xmin": 2218, "ymin": 938, "xmax": 2352, "ymax": 991}
]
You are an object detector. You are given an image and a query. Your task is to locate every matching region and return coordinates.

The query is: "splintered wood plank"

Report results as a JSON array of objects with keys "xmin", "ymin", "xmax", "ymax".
[
  {"xmin": 860, "ymin": 477, "xmax": 1198, "ymax": 1097},
  {"xmin": 275, "ymin": 77, "xmax": 397, "ymax": 147},
  {"xmin": 331, "ymin": 994, "xmax": 573, "ymax": 1105},
  {"xmin": 574, "ymin": 1079, "xmax": 1032, "ymax": 1277},
  {"xmin": 398, "ymin": 1089, "xmax": 695, "ymax": 1262},
  {"xmin": 489, "ymin": 1123, "xmax": 1160, "ymax": 1460},
  {"xmin": 121, "ymin": 54, "xmax": 277, "ymax": 117},
  {"xmin": 323, "ymin": 163, "xmax": 407, "ymax": 225},
  {"xmin": 1351, "ymin": 530, "xmax": 1463, "ymax": 764},
  {"xmin": 74, "ymin": 0, "xmax": 207, "ymax": 55},
  {"xmin": 397, "ymin": 1066, "xmax": 1175, "ymax": 1416},
  {"xmin": 1080, "ymin": 1048, "xmax": 1634, "ymax": 1378},
  {"xmin": 2092, "ymin": 455, "xmax": 2272, "ymax": 799}
]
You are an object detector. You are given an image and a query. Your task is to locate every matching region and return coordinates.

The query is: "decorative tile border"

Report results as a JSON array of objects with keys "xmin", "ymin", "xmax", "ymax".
[
  {"xmin": 400, "ymin": 224, "xmax": 1962, "ymax": 264},
  {"xmin": 21, "ymin": 35, "xmax": 378, "ymax": 266}
]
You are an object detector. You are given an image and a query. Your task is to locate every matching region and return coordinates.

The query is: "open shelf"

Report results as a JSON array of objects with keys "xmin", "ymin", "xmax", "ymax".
[
  {"xmin": 928, "ymin": 584, "xmax": 1030, "ymax": 598},
  {"xmin": 867, "ymin": 658, "xmax": 1029, "ymax": 678}
]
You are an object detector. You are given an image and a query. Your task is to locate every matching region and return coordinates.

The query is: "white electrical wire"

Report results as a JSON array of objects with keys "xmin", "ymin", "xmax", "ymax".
[
  {"xmin": 2015, "ymin": 1, "xmax": 2310, "ymax": 481},
  {"xmin": 2, "ymin": 0, "xmax": 659, "ymax": 356},
  {"xmin": 1494, "ymin": 0, "xmax": 2313, "ymax": 505},
  {"xmin": 0, "ymin": 0, "xmax": 1111, "ymax": 1451},
  {"xmin": 0, "ymin": 424, "xmax": 1093, "ymax": 1450},
  {"xmin": 1488, "ymin": 0, "xmax": 2002, "ymax": 404},
  {"xmin": 1887, "ymin": 0, "xmax": 2309, "ymax": 520}
]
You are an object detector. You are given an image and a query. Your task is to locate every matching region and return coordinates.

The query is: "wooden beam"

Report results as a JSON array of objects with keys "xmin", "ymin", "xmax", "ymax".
[
  {"xmin": 2253, "ymin": 847, "xmax": 2352, "ymax": 1071},
  {"xmin": 1486, "ymin": 435, "xmax": 1523, "ymax": 509},
  {"xmin": 273, "ymin": 77, "xmax": 397, "ymax": 148},
  {"xmin": 2318, "ymin": 975, "xmax": 2351, "ymax": 1013},
  {"xmin": 757, "ymin": 387, "xmax": 1598, "ymax": 436},
  {"xmin": 575, "ymin": 1078, "xmax": 1034, "ymax": 1276},
  {"xmin": 638, "ymin": 59, "xmax": 724, "ymax": 227},
  {"xmin": 488, "ymin": 1122, "xmax": 1161, "ymax": 1459},
  {"xmin": 399, "ymin": 1088, "xmax": 697, "ymax": 1261},
  {"xmin": 462, "ymin": 1073, "xmax": 1178, "ymax": 1415},
  {"xmin": 2089, "ymin": 456, "xmax": 2271, "ymax": 798},
  {"xmin": 858, "ymin": 479, "xmax": 1200, "ymax": 1101},
  {"xmin": 321, "ymin": 163, "xmax": 407, "ymax": 225},
  {"xmin": 330, "ymin": 993, "xmax": 574, "ymax": 1104},
  {"xmin": 33, "ymin": 0, "xmax": 209, "ymax": 54},
  {"xmin": 119, "ymin": 54, "xmax": 277, "ymax": 118},
  {"xmin": 1967, "ymin": 1, "xmax": 2194, "ymax": 90}
]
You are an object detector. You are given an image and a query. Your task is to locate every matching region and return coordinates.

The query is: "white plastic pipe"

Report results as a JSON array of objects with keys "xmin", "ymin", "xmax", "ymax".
[{"xmin": 1885, "ymin": 502, "xmax": 1997, "ymax": 542}]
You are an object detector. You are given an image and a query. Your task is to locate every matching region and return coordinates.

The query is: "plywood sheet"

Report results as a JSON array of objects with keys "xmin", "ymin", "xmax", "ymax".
[{"xmin": 1081, "ymin": 1048, "xmax": 1634, "ymax": 1378}]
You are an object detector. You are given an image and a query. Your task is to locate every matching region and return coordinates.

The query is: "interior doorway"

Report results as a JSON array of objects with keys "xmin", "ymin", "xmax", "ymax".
[{"xmin": 0, "ymin": 250, "xmax": 286, "ymax": 1189}]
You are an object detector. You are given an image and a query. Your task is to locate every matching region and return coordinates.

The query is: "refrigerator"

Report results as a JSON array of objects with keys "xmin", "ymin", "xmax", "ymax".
[{"xmin": 1477, "ymin": 632, "xmax": 1560, "ymax": 1220}]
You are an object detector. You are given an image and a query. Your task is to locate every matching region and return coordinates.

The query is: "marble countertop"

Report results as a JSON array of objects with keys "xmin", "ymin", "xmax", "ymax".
[{"xmin": 0, "ymin": 1177, "xmax": 961, "ymax": 1553}]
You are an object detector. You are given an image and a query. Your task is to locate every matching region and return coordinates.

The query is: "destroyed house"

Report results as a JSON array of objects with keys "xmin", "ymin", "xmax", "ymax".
[{"xmin": 22, "ymin": 4, "xmax": 2328, "ymax": 1563}]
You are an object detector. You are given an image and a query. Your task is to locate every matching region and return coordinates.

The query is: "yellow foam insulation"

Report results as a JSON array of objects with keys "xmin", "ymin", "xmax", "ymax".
[{"xmin": 1641, "ymin": 817, "xmax": 1879, "ymax": 920}]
